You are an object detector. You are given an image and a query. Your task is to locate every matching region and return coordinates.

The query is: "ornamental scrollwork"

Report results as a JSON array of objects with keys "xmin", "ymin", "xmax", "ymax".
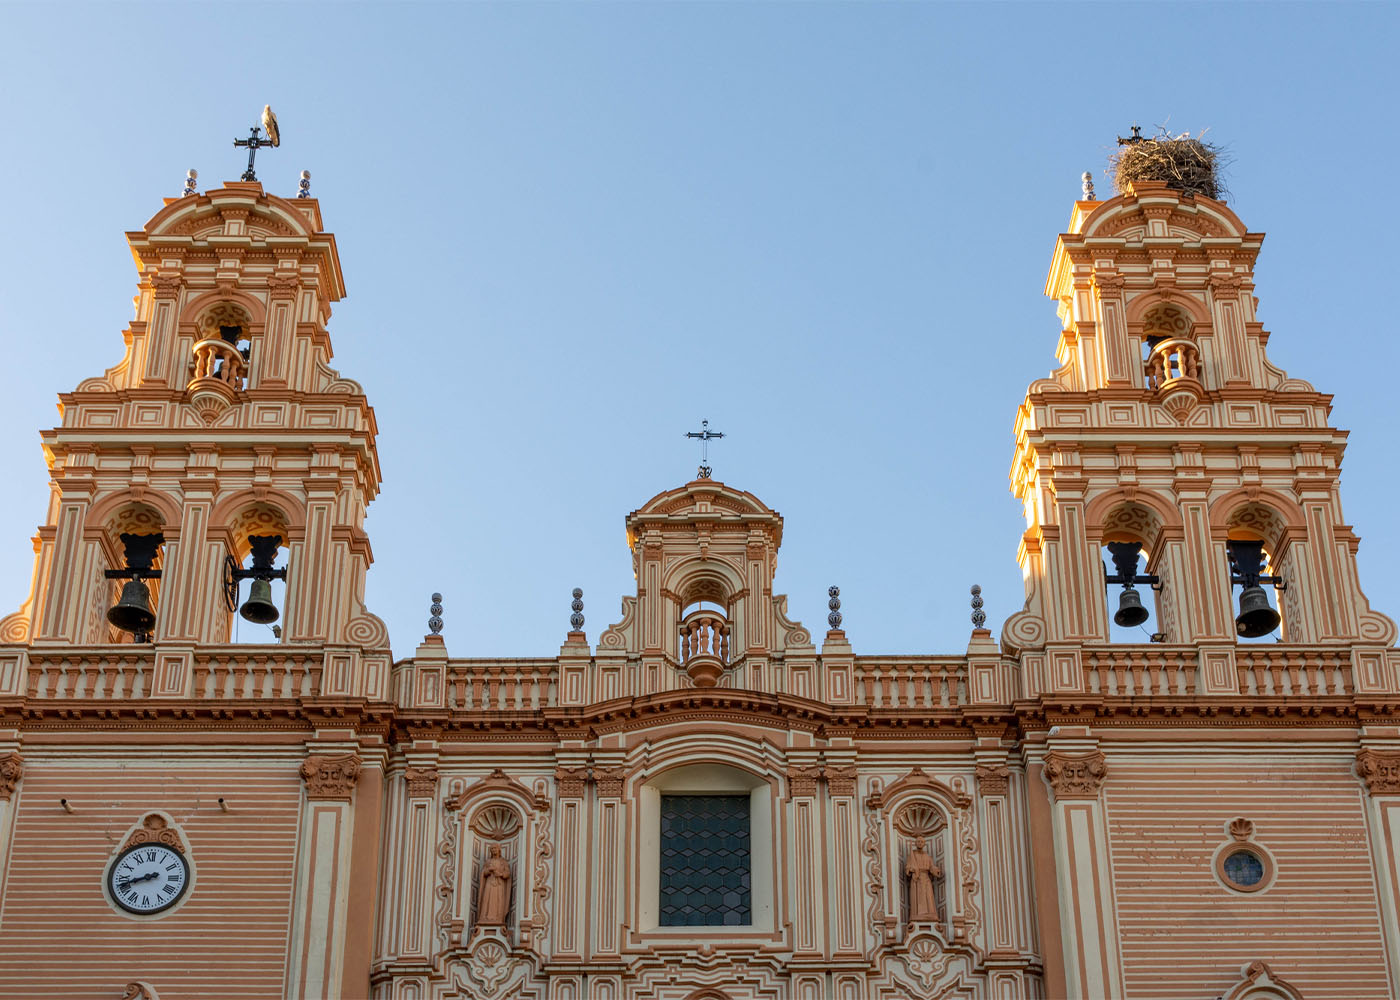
[
  {"xmin": 405, "ymin": 766, "xmax": 440, "ymax": 797},
  {"xmin": 0, "ymin": 753, "xmax": 22, "ymax": 799},
  {"xmin": 975, "ymin": 764, "xmax": 1010, "ymax": 796},
  {"xmin": 300, "ymin": 753, "xmax": 362, "ymax": 800},
  {"xmin": 1356, "ymin": 748, "xmax": 1400, "ymax": 796},
  {"xmin": 122, "ymin": 814, "xmax": 187, "ymax": 854},
  {"xmin": 1043, "ymin": 750, "xmax": 1107, "ymax": 799}
]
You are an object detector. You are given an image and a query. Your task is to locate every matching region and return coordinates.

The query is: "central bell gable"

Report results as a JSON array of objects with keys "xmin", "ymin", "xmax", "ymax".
[{"xmin": 591, "ymin": 478, "xmax": 811, "ymax": 693}]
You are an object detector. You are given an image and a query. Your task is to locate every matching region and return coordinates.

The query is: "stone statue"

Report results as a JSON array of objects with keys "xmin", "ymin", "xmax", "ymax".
[
  {"xmin": 904, "ymin": 836, "xmax": 941, "ymax": 922},
  {"xmin": 476, "ymin": 844, "xmax": 512, "ymax": 926}
]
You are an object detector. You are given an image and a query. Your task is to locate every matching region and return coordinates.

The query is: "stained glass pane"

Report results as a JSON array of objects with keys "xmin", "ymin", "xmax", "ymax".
[
  {"xmin": 659, "ymin": 794, "xmax": 751, "ymax": 926},
  {"xmin": 1224, "ymin": 849, "xmax": 1264, "ymax": 887}
]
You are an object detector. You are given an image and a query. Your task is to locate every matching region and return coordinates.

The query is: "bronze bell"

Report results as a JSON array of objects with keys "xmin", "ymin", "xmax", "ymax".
[
  {"xmin": 108, "ymin": 579, "xmax": 156, "ymax": 633},
  {"xmin": 239, "ymin": 578, "xmax": 280, "ymax": 625},
  {"xmin": 1113, "ymin": 586, "xmax": 1150, "ymax": 628},
  {"xmin": 1235, "ymin": 584, "xmax": 1280, "ymax": 638}
]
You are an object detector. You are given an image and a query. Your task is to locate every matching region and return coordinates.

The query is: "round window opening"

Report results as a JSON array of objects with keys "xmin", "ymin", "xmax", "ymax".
[{"xmin": 1222, "ymin": 849, "xmax": 1265, "ymax": 890}]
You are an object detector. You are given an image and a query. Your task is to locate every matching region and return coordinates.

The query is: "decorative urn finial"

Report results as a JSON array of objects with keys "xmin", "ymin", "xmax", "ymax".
[
  {"xmin": 569, "ymin": 588, "xmax": 584, "ymax": 631},
  {"xmin": 827, "ymin": 585, "xmax": 842, "ymax": 629},
  {"xmin": 428, "ymin": 593, "xmax": 444, "ymax": 636},
  {"xmin": 970, "ymin": 584, "xmax": 986, "ymax": 629}
]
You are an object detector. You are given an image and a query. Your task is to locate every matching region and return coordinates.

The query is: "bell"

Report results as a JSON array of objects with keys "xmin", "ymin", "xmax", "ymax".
[
  {"xmin": 1113, "ymin": 586, "xmax": 1150, "ymax": 628},
  {"xmin": 239, "ymin": 578, "xmax": 280, "ymax": 625},
  {"xmin": 108, "ymin": 579, "xmax": 156, "ymax": 633},
  {"xmin": 1235, "ymin": 585, "xmax": 1280, "ymax": 638}
]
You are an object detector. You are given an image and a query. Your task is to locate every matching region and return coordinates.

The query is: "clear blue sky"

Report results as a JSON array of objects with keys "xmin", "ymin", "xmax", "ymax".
[{"xmin": 1, "ymin": 2, "xmax": 1397, "ymax": 658}]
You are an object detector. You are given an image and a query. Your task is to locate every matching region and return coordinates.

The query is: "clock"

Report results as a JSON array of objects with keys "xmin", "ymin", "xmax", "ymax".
[{"xmin": 107, "ymin": 843, "xmax": 190, "ymax": 915}]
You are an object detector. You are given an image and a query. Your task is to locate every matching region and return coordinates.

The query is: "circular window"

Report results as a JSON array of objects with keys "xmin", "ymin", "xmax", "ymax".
[{"xmin": 1222, "ymin": 849, "xmax": 1265, "ymax": 889}]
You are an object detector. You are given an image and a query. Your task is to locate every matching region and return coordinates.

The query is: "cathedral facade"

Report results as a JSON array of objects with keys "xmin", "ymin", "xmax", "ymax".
[{"xmin": 0, "ymin": 167, "xmax": 1396, "ymax": 1000}]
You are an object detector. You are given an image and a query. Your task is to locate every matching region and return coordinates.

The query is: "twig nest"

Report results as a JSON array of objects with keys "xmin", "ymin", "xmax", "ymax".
[{"xmin": 1111, "ymin": 132, "xmax": 1225, "ymax": 200}]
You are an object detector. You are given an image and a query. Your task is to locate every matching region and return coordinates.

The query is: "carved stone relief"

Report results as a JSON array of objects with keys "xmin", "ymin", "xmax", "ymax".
[
  {"xmin": 1043, "ymin": 751, "xmax": 1107, "ymax": 799},
  {"xmin": 299, "ymin": 753, "xmax": 361, "ymax": 800}
]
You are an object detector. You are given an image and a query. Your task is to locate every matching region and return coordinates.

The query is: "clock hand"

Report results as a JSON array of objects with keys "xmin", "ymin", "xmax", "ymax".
[{"xmin": 121, "ymin": 870, "xmax": 161, "ymax": 886}]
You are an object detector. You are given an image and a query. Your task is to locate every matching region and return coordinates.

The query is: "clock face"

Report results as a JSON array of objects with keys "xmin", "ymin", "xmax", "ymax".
[{"xmin": 107, "ymin": 844, "xmax": 190, "ymax": 915}]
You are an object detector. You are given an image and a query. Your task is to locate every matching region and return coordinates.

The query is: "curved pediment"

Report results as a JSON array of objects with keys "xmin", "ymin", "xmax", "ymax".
[
  {"xmin": 138, "ymin": 184, "xmax": 317, "ymax": 242},
  {"xmin": 1078, "ymin": 180, "xmax": 1250, "ymax": 243},
  {"xmin": 629, "ymin": 479, "xmax": 780, "ymax": 522}
]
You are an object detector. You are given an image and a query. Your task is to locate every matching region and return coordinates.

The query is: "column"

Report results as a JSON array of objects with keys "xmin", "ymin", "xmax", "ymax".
[
  {"xmin": 551, "ymin": 766, "xmax": 587, "ymax": 960},
  {"xmin": 824, "ymin": 763, "xmax": 864, "ymax": 960},
  {"xmin": 591, "ymin": 766, "xmax": 626, "ymax": 958},
  {"xmin": 1042, "ymin": 744, "xmax": 1124, "ymax": 999},
  {"xmin": 1357, "ymin": 745, "xmax": 1400, "ymax": 999},
  {"xmin": 286, "ymin": 751, "xmax": 362, "ymax": 1000},
  {"xmin": 786, "ymin": 764, "xmax": 824, "ymax": 957},
  {"xmin": 0, "ymin": 753, "xmax": 22, "ymax": 902}
]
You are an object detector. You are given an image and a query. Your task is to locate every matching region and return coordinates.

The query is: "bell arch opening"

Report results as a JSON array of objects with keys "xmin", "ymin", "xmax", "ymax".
[
  {"xmin": 221, "ymin": 503, "xmax": 292, "ymax": 644},
  {"xmin": 1225, "ymin": 504, "xmax": 1290, "ymax": 642},
  {"xmin": 1139, "ymin": 303, "xmax": 1201, "ymax": 390},
  {"xmin": 1098, "ymin": 501, "xmax": 1170, "ymax": 642},
  {"xmin": 98, "ymin": 502, "xmax": 168, "ymax": 644},
  {"xmin": 190, "ymin": 302, "xmax": 253, "ymax": 390}
]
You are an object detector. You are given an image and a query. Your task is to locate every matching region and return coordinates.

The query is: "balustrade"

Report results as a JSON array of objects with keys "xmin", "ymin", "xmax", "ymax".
[
  {"xmin": 190, "ymin": 338, "xmax": 248, "ymax": 389},
  {"xmin": 445, "ymin": 660, "xmax": 557, "ymax": 710},
  {"xmin": 679, "ymin": 609, "xmax": 730, "ymax": 687},
  {"xmin": 1144, "ymin": 338, "xmax": 1200, "ymax": 390},
  {"xmin": 1083, "ymin": 647, "xmax": 1199, "ymax": 697},
  {"xmin": 850, "ymin": 658, "xmax": 967, "ymax": 710}
]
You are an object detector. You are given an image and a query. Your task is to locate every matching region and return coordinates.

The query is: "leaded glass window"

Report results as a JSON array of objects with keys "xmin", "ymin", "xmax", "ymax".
[{"xmin": 659, "ymin": 794, "xmax": 751, "ymax": 926}]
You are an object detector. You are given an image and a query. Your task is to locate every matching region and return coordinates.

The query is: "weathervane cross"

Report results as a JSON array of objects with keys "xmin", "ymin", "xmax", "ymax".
[{"xmin": 684, "ymin": 420, "xmax": 725, "ymax": 480}]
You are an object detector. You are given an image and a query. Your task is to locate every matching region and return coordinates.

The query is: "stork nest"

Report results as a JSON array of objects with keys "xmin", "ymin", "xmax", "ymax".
[{"xmin": 1110, "ymin": 131, "xmax": 1226, "ymax": 200}]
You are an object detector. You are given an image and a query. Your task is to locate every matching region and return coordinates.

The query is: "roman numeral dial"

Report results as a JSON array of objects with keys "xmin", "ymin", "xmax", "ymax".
[{"xmin": 106, "ymin": 842, "xmax": 190, "ymax": 915}]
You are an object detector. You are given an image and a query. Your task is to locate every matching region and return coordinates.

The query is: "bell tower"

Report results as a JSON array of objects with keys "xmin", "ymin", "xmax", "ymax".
[
  {"xmin": 1007, "ymin": 170, "xmax": 1397, "ymax": 661},
  {"xmin": 0, "ymin": 176, "xmax": 388, "ymax": 674}
]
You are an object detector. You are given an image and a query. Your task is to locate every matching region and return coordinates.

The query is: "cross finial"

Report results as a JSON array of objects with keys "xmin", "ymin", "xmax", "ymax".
[
  {"xmin": 232, "ymin": 106, "xmax": 280, "ymax": 182},
  {"xmin": 1117, "ymin": 123, "xmax": 1144, "ymax": 147},
  {"xmin": 684, "ymin": 419, "xmax": 725, "ymax": 480}
]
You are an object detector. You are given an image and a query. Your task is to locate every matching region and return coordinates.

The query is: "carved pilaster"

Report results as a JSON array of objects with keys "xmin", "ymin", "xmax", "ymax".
[
  {"xmin": 300, "ymin": 753, "xmax": 362, "ymax": 800},
  {"xmin": 0, "ymin": 753, "xmax": 21, "ymax": 799},
  {"xmin": 1043, "ymin": 751, "xmax": 1107, "ymax": 799},
  {"xmin": 1357, "ymin": 749, "xmax": 1400, "ymax": 796}
]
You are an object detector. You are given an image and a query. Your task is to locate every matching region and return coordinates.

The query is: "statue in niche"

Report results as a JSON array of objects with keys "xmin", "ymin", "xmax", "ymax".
[
  {"xmin": 476, "ymin": 843, "xmax": 512, "ymax": 926},
  {"xmin": 904, "ymin": 836, "xmax": 941, "ymax": 922}
]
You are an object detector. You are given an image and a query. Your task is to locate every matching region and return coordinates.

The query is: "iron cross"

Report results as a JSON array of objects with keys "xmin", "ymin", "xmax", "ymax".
[
  {"xmin": 684, "ymin": 420, "xmax": 725, "ymax": 480},
  {"xmin": 233, "ymin": 126, "xmax": 274, "ymax": 182}
]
